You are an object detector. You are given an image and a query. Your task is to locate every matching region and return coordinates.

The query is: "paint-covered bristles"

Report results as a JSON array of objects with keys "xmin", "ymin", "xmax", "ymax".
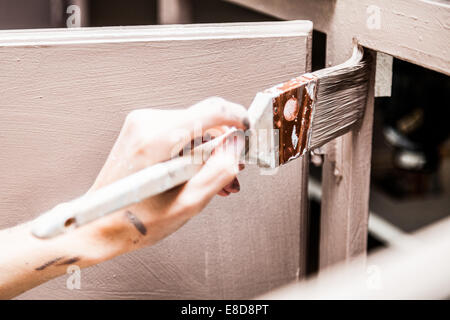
[
  {"xmin": 310, "ymin": 46, "xmax": 371, "ymax": 150},
  {"xmin": 247, "ymin": 45, "xmax": 371, "ymax": 168}
]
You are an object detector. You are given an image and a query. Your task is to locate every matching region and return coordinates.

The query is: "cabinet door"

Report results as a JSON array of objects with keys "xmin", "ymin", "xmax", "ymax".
[{"xmin": 0, "ymin": 21, "xmax": 312, "ymax": 299}]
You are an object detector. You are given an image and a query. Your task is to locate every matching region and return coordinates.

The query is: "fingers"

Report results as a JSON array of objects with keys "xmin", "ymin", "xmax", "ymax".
[
  {"xmin": 187, "ymin": 97, "xmax": 250, "ymax": 132},
  {"xmin": 171, "ymin": 98, "xmax": 248, "ymax": 158},
  {"xmin": 126, "ymin": 98, "xmax": 248, "ymax": 162},
  {"xmin": 179, "ymin": 125, "xmax": 227, "ymax": 157},
  {"xmin": 223, "ymin": 178, "xmax": 240, "ymax": 194},
  {"xmin": 220, "ymin": 163, "xmax": 244, "ymax": 195},
  {"xmin": 179, "ymin": 126, "xmax": 245, "ymax": 197},
  {"xmin": 218, "ymin": 177, "xmax": 240, "ymax": 197},
  {"xmin": 174, "ymin": 133, "xmax": 245, "ymax": 218},
  {"xmin": 218, "ymin": 189, "xmax": 230, "ymax": 197},
  {"xmin": 206, "ymin": 127, "xmax": 243, "ymax": 197}
]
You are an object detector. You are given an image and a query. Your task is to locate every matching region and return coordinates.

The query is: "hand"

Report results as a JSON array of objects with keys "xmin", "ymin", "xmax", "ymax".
[
  {"xmin": 0, "ymin": 97, "xmax": 249, "ymax": 299},
  {"xmin": 76, "ymin": 97, "xmax": 249, "ymax": 262}
]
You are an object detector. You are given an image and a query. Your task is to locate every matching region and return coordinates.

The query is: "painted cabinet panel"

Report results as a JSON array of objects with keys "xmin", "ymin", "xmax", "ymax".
[{"xmin": 0, "ymin": 21, "xmax": 312, "ymax": 299}]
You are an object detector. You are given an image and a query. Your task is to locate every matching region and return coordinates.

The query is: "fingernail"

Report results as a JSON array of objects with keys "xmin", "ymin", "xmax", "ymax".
[{"xmin": 231, "ymin": 178, "xmax": 240, "ymax": 192}]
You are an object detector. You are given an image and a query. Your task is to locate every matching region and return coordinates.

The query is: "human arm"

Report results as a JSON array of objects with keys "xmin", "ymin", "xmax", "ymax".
[{"xmin": 0, "ymin": 97, "xmax": 248, "ymax": 299}]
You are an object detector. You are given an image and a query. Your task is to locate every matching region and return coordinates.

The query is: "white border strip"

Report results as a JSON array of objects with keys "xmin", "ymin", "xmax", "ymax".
[{"xmin": 0, "ymin": 20, "xmax": 312, "ymax": 47}]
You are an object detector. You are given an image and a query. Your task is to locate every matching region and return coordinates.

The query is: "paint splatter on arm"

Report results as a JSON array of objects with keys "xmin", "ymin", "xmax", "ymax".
[
  {"xmin": 56, "ymin": 257, "xmax": 80, "ymax": 266},
  {"xmin": 35, "ymin": 257, "xmax": 64, "ymax": 271},
  {"xmin": 125, "ymin": 211, "xmax": 147, "ymax": 236}
]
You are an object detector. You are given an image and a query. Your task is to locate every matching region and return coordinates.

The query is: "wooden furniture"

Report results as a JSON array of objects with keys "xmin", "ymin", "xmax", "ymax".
[
  {"xmin": 0, "ymin": 0, "xmax": 448, "ymax": 299},
  {"xmin": 225, "ymin": 0, "xmax": 450, "ymax": 271},
  {"xmin": 0, "ymin": 21, "xmax": 312, "ymax": 299}
]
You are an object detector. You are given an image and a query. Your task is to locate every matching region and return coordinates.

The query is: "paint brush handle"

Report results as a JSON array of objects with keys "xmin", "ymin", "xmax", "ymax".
[{"xmin": 31, "ymin": 129, "xmax": 237, "ymax": 239}]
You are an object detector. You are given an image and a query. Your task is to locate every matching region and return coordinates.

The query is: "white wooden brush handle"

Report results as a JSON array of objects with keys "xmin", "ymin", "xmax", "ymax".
[{"xmin": 31, "ymin": 129, "xmax": 236, "ymax": 239}]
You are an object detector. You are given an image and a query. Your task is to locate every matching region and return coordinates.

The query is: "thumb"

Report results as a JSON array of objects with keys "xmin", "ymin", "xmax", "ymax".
[{"xmin": 187, "ymin": 97, "xmax": 250, "ymax": 132}]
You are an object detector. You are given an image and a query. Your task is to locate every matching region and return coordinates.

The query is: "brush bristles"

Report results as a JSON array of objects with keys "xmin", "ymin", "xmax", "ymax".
[
  {"xmin": 247, "ymin": 45, "xmax": 372, "ymax": 168},
  {"xmin": 309, "ymin": 46, "xmax": 371, "ymax": 150}
]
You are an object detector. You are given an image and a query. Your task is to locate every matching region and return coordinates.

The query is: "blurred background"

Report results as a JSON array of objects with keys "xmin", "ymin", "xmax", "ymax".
[{"xmin": 0, "ymin": 0, "xmax": 449, "ymax": 275}]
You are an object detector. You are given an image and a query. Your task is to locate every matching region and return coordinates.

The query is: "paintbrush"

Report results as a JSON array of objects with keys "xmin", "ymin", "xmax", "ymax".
[
  {"xmin": 247, "ymin": 44, "xmax": 371, "ymax": 168},
  {"xmin": 31, "ymin": 128, "xmax": 239, "ymax": 238},
  {"xmin": 31, "ymin": 45, "xmax": 370, "ymax": 239}
]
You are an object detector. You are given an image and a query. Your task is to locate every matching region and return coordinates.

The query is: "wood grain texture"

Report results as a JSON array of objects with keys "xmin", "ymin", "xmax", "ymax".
[
  {"xmin": 226, "ymin": 0, "xmax": 450, "ymax": 75},
  {"xmin": 0, "ymin": 21, "xmax": 312, "ymax": 299}
]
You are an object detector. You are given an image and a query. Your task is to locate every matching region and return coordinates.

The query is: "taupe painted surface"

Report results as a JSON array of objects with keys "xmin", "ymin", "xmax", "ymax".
[
  {"xmin": 374, "ymin": 52, "xmax": 392, "ymax": 97},
  {"xmin": 232, "ymin": 0, "xmax": 450, "ymax": 270},
  {"xmin": 50, "ymin": 0, "xmax": 90, "ymax": 28},
  {"xmin": 319, "ymin": 52, "xmax": 376, "ymax": 269},
  {"xmin": 226, "ymin": 0, "xmax": 449, "ymax": 269},
  {"xmin": 227, "ymin": 0, "xmax": 450, "ymax": 75},
  {"xmin": 158, "ymin": 0, "xmax": 193, "ymax": 24},
  {"xmin": 0, "ymin": 0, "xmax": 89, "ymax": 29},
  {"xmin": 225, "ymin": 0, "xmax": 381, "ymax": 269},
  {"xmin": 0, "ymin": 0, "xmax": 52, "ymax": 29},
  {"xmin": 0, "ymin": 21, "xmax": 312, "ymax": 299}
]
